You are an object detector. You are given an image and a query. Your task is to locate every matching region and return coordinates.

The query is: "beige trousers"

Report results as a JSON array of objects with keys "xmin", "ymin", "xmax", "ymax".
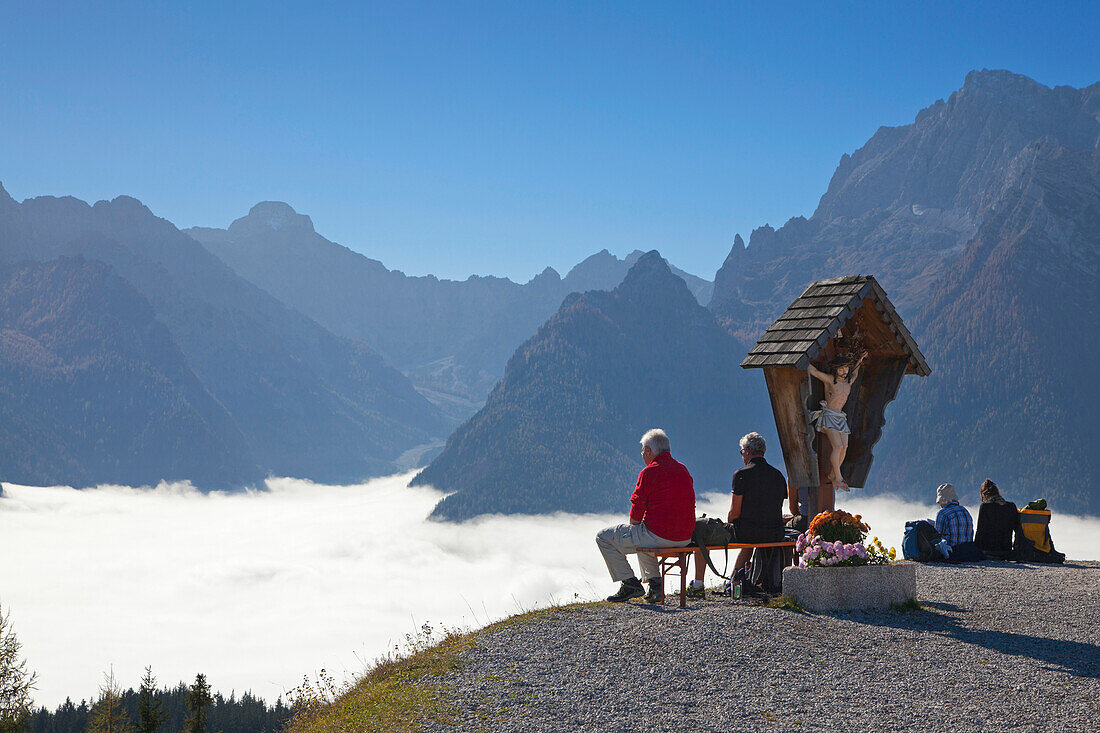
[{"xmin": 595, "ymin": 522, "xmax": 690, "ymax": 582}]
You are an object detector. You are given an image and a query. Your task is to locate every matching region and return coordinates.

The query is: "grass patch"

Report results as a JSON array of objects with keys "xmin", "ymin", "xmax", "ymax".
[
  {"xmin": 889, "ymin": 598, "xmax": 924, "ymax": 613},
  {"xmin": 765, "ymin": 594, "xmax": 805, "ymax": 612},
  {"xmin": 285, "ymin": 601, "xmax": 598, "ymax": 733}
]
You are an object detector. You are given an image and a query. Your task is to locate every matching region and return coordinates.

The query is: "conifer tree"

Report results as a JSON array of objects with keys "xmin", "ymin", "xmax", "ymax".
[
  {"xmin": 87, "ymin": 669, "xmax": 131, "ymax": 733},
  {"xmin": 134, "ymin": 667, "xmax": 167, "ymax": 733},
  {"xmin": 184, "ymin": 675, "xmax": 212, "ymax": 733},
  {"xmin": 0, "ymin": 600, "xmax": 36, "ymax": 733}
]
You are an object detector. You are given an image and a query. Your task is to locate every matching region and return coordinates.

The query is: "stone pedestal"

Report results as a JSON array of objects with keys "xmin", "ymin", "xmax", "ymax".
[{"xmin": 782, "ymin": 563, "xmax": 916, "ymax": 611}]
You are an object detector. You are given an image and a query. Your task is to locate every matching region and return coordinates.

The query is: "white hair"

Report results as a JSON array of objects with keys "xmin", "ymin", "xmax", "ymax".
[
  {"xmin": 739, "ymin": 432, "xmax": 766, "ymax": 456},
  {"xmin": 640, "ymin": 429, "xmax": 670, "ymax": 456}
]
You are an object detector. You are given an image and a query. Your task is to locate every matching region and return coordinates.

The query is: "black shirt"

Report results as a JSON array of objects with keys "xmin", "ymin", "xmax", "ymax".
[
  {"xmin": 975, "ymin": 501, "xmax": 1019, "ymax": 553},
  {"xmin": 732, "ymin": 456, "xmax": 787, "ymax": 542}
]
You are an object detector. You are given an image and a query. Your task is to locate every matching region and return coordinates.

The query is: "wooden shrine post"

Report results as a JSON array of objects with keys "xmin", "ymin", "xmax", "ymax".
[{"xmin": 741, "ymin": 276, "xmax": 930, "ymax": 515}]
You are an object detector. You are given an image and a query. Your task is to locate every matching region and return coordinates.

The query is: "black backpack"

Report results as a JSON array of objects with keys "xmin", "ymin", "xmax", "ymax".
[
  {"xmin": 691, "ymin": 516, "xmax": 737, "ymax": 578},
  {"xmin": 749, "ymin": 547, "xmax": 787, "ymax": 594}
]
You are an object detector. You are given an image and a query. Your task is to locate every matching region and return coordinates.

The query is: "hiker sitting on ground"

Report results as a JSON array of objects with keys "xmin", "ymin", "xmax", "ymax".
[
  {"xmin": 926, "ymin": 483, "xmax": 985, "ymax": 562},
  {"xmin": 595, "ymin": 428, "xmax": 696, "ymax": 603},
  {"xmin": 974, "ymin": 479, "xmax": 1019, "ymax": 561},
  {"xmin": 689, "ymin": 432, "xmax": 786, "ymax": 596},
  {"xmin": 930, "ymin": 483, "xmax": 974, "ymax": 545}
]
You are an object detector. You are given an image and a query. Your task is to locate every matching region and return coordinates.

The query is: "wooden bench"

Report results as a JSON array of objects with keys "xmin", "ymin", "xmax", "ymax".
[{"xmin": 640, "ymin": 542, "xmax": 798, "ymax": 608}]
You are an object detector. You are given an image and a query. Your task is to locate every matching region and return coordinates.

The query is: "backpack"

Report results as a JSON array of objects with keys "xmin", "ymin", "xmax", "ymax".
[
  {"xmin": 1014, "ymin": 509, "xmax": 1066, "ymax": 564},
  {"xmin": 748, "ymin": 547, "xmax": 787, "ymax": 594},
  {"xmin": 691, "ymin": 517, "xmax": 736, "ymax": 578},
  {"xmin": 902, "ymin": 521, "xmax": 944, "ymax": 562}
]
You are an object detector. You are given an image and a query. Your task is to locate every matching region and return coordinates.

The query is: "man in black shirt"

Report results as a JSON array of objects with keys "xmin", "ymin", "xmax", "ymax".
[
  {"xmin": 688, "ymin": 431, "xmax": 791, "ymax": 593},
  {"xmin": 728, "ymin": 432, "xmax": 788, "ymax": 574}
]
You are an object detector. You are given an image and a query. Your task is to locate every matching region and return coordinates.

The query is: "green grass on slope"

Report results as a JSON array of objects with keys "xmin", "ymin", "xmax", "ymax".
[{"xmin": 286, "ymin": 602, "xmax": 601, "ymax": 733}]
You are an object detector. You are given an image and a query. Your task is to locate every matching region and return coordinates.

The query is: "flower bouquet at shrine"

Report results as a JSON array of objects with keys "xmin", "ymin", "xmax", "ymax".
[
  {"xmin": 794, "ymin": 510, "xmax": 896, "ymax": 568},
  {"xmin": 783, "ymin": 510, "xmax": 912, "ymax": 610}
]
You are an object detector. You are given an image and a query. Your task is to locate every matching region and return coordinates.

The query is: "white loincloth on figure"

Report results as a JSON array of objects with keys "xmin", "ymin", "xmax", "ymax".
[{"xmin": 811, "ymin": 400, "xmax": 850, "ymax": 434}]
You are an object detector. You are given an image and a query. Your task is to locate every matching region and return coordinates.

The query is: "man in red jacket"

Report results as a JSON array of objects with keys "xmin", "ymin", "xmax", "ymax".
[{"xmin": 595, "ymin": 428, "xmax": 696, "ymax": 603}]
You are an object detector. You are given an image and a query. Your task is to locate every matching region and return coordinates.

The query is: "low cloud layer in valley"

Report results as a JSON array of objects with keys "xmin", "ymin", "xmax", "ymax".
[{"xmin": 2, "ymin": 474, "xmax": 1096, "ymax": 708}]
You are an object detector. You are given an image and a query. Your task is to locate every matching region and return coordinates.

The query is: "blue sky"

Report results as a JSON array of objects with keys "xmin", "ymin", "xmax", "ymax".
[{"xmin": 2, "ymin": 1, "xmax": 1098, "ymax": 281}]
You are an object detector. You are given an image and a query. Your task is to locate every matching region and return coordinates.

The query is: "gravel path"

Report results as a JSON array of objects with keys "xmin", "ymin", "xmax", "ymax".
[{"xmin": 423, "ymin": 561, "xmax": 1100, "ymax": 732}]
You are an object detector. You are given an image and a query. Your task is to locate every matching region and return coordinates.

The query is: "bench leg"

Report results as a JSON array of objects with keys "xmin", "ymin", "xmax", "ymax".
[
  {"xmin": 657, "ymin": 559, "xmax": 667, "ymax": 604},
  {"xmin": 678, "ymin": 555, "xmax": 687, "ymax": 608}
]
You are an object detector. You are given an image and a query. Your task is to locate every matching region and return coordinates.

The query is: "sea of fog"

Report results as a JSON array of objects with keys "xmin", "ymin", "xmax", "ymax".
[{"xmin": 2, "ymin": 473, "xmax": 1098, "ymax": 708}]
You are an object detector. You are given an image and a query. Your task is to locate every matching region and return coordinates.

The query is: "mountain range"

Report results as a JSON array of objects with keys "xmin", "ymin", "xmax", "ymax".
[
  {"xmin": 416, "ymin": 69, "xmax": 1100, "ymax": 518},
  {"xmin": 1, "ymin": 68, "xmax": 1095, "ymax": 516},
  {"xmin": 0, "ymin": 187, "xmax": 446, "ymax": 486},
  {"xmin": 188, "ymin": 213, "xmax": 711, "ymax": 419},
  {"xmin": 413, "ymin": 251, "xmax": 767, "ymax": 520},
  {"xmin": 0, "ymin": 183, "xmax": 711, "ymax": 489}
]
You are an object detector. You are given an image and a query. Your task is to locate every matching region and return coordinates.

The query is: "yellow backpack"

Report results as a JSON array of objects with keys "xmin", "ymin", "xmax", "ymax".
[{"xmin": 1018, "ymin": 508, "xmax": 1052, "ymax": 554}]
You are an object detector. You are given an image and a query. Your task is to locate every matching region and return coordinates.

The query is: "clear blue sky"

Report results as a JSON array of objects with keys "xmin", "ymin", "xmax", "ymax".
[{"xmin": 2, "ymin": 1, "xmax": 1098, "ymax": 282}]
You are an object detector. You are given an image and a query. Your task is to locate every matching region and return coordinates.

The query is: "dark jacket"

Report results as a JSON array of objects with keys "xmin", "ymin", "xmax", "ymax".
[
  {"xmin": 975, "ymin": 501, "xmax": 1019, "ymax": 555},
  {"xmin": 732, "ymin": 456, "xmax": 787, "ymax": 543}
]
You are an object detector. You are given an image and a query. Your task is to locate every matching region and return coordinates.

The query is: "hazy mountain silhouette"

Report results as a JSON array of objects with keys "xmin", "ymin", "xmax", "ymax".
[
  {"xmin": 413, "ymin": 252, "xmax": 769, "ymax": 520},
  {"xmin": 0, "ymin": 186, "xmax": 447, "ymax": 485},
  {"xmin": 0, "ymin": 257, "xmax": 262, "ymax": 488},
  {"xmin": 709, "ymin": 69, "xmax": 1100, "ymax": 514},
  {"xmin": 189, "ymin": 210, "xmax": 712, "ymax": 418}
]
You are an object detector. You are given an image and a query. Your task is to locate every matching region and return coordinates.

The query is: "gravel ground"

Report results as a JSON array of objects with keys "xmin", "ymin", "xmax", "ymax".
[{"xmin": 422, "ymin": 561, "xmax": 1100, "ymax": 733}]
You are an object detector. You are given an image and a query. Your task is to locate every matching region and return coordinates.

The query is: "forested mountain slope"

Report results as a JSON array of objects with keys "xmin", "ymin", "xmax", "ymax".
[
  {"xmin": 873, "ymin": 143, "xmax": 1100, "ymax": 512},
  {"xmin": 413, "ymin": 252, "xmax": 770, "ymax": 520},
  {"xmin": 0, "ymin": 257, "xmax": 261, "ymax": 488}
]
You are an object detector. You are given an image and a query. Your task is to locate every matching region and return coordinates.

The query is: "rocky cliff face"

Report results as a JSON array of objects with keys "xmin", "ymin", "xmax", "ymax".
[
  {"xmin": 413, "ymin": 252, "xmax": 769, "ymax": 520},
  {"xmin": 873, "ymin": 142, "xmax": 1100, "ymax": 512},
  {"xmin": 709, "ymin": 70, "xmax": 1100, "ymax": 514},
  {"xmin": 0, "ymin": 191, "xmax": 447, "ymax": 485}
]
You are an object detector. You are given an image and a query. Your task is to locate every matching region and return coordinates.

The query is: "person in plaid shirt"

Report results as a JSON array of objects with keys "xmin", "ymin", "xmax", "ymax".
[{"xmin": 933, "ymin": 483, "xmax": 974, "ymax": 546}]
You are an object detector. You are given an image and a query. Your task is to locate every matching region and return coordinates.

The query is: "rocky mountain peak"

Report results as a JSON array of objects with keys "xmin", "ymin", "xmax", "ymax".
[
  {"xmin": 228, "ymin": 201, "xmax": 316, "ymax": 237},
  {"xmin": 617, "ymin": 250, "xmax": 694, "ymax": 307},
  {"xmin": 619, "ymin": 249, "xmax": 671, "ymax": 286},
  {"xmin": 959, "ymin": 68, "xmax": 1049, "ymax": 100},
  {"xmin": 813, "ymin": 70, "xmax": 1100, "ymax": 223},
  {"xmin": 528, "ymin": 266, "xmax": 562, "ymax": 285}
]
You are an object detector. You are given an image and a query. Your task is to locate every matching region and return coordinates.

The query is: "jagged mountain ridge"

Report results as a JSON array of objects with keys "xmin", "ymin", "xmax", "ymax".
[
  {"xmin": 413, "ymin": 252, "xmax": 769, "ymax": 520},
  {"xmin": 188, "ymin": 209, "xmax": 713, "ymax": 414},
  {"xmin": 712, "ymin": 69, "xmax": 1100, "ymax": 340},
  {"xmin": 0, "ymin": 186, "xmax": 447, "ymax": 485}
]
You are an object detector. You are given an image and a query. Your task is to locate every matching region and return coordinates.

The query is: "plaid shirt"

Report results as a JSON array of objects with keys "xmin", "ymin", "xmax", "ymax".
[{"xmin": 935, "ymin": 501, "xmax": 974, "ymax": 546}]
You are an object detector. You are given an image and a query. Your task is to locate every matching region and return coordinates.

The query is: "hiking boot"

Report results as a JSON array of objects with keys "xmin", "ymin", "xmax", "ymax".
[
  {"xmin": 607, "ymin": 577, "xmax": 645, "ymax": 603},
  {"xmin": 644, "ymin": 579, "xmax": 663, "ymax": 603},
  {"xmin": 686, "ymin": 583, "xmax": 705, "ymax": 599}
]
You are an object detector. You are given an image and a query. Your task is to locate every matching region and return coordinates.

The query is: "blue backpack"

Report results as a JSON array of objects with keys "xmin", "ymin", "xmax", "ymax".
[{"xmin": 902, "ymin": 521, "xmax": 944, "ymax": 562}]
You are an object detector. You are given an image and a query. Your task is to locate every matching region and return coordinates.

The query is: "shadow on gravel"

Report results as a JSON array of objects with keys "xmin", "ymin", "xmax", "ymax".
[
  {"xmin": 639, "ymin": 603, "xmax": 693, "ymax": 614},
  {"xmin": 840, "ymin": 604, "xmax": 1100, "ymax": 679}
]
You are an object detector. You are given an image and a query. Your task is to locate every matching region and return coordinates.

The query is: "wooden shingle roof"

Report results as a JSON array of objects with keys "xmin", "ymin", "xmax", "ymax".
[{"xmin": 740, "ymin": 275, "xmax": 931, "ymax": 375}]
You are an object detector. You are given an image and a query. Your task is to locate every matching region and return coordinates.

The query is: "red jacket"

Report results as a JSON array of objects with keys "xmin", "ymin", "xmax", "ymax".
[{"xmin": 629, "ymin": 451, "xmax": 696, "ymax": 541}]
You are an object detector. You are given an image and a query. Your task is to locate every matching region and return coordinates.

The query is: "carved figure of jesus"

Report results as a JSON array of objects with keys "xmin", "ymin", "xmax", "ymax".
[{"xmin": 807, "ymin": 353, "xmax": 865, "ymax": 492}]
